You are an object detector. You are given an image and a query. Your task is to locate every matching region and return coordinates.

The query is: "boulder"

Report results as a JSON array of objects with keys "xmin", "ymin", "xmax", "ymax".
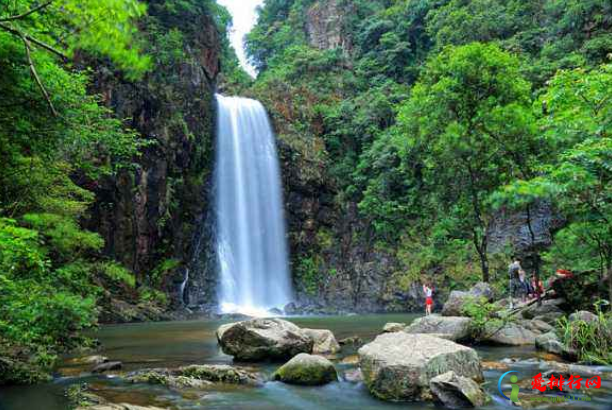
[
  {"xmin": 358, "ymin": 333, "xmax": 483, "ymax": 401},
  {"xmin": 526, "ymin": 319, "xmax": 553, "ymax": 334},
  {"xmin": 404, "ymin": 315, "xmax": 472, "ymax": 342},
  {"xmin": 483, "ymin": 322, "xmax": 537, "ymax": 345},
  {"xmin": 273, "ymin": 353, "xmax": 337, "ymax": 385},
  {"xmin": 535, "ymin": 332, "xmax": 577, "ymax": 359},
  {"xmin": 302, "ymin": 328, "xmax": 341, "ymax": 355},
  {"xmin": 569, "ymin": 311, "xmax": 598, "ymax": 323},
  {"xmin": 521, "ymin": 299, "xmax": 565, "ymax": 321},
  {"xmin": 218, "ymin": 318, "xmax": 313, "ymax": 361},
  {"xmin": 92, "ymin": 361, "xmax": 122, "ymax": 374},
  {"xmin": 535, "ymin": 332, "xmax": 564, "ymax": 355},
  {"xmin": 216, "ymin": 323, "xmax": 236, "ymax": 343},
  {"xmin": 430, "ymin": 371, "xmax": 487, "ymax": 408},
  {"xmin": 532, "ymin": 312, "xmax": 564, "ymax": 325},
  {"xmin": 442, "ymin": 283, "xmax": 493, "ymax": 316},
  {"xmin": 382, "ymin": 323, "xmax": 406, "ymax": 333}
]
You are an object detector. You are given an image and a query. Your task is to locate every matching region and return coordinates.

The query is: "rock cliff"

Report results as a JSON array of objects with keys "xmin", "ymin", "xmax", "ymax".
[{"xmin": 86, "ymin": 1, "xmax": 221, "ymax": 310}]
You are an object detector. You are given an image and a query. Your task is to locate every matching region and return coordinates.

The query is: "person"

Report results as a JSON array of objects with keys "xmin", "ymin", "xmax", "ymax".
[
  {"xmin": 531, "ymin": 276, "xmax": 544, "ymax": 300},
  {"xmin": 518, "ymin": 269, "xmax": 529, "ymax": 303},
  {"xmin": 508, "ymin": 258, "xmax": 522, "ymax": 308},
  {"xmin": 423, "ymin": 283, "xmax": 434, "ymax": 316}
]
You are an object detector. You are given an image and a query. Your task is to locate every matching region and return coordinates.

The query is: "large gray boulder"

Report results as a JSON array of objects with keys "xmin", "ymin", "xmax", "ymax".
[
  {"xmin": 216, "ymin": 323, "xmax": 236, "ymax": 343},
  {"xmin": 218, "ymin": 319, "xmax": 313, "ymax": 361},
  {"xmin": 302, "ymin": 328, "xmax": 341, "ymax": 355},
  {"xmin": 404, "ymin": 315, "xmax": 472, "ymax": 342},
  {"xmin": 483, "ymin": 322, "xmax": 537, "ymax": 345},
  {"xmin": 358, "ymin": 333, "xmax": 483, "ymax": 401},
  {"xmin": 442, "ymin": 283, "xmax": 494, "ymax": 316},
  {"xmin": 430, "ymin": 371, "xmax": 487, "ymax": 408},
  {"xmin": 273, "ymin": 353, "xmax": 338, "ymax": 385}
]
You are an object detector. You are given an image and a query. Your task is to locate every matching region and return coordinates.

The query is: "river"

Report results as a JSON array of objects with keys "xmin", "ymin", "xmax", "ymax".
[{"xmin": 1, "ymin": 314, "xmax": 610, "ymax": 410}]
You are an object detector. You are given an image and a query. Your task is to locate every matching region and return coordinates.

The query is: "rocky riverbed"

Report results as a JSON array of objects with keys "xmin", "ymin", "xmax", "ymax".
[{"xmin": 1, "ymin": 313, "xmax": 610, "ymax": 410}]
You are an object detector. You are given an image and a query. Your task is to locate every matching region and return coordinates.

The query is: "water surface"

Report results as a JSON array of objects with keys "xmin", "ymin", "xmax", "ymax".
[{"xmin": 1, "ymin": 314, "xmax": 610, "ymax": 410}]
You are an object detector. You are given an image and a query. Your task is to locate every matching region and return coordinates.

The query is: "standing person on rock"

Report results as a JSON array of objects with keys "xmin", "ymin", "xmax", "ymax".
[
  {"xmin": 508, "ymin": 258, "xmax": 522, "ymax": 309},
  {"xmin": 423, "ymin": 282, "xmax": 434, "ymax": 316}
]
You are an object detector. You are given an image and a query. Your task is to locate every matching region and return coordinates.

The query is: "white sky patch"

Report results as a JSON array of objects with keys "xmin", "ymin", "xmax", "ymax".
[{"xmin": 217, "ymin": 0, "xmax": 264, "ymax": 78}]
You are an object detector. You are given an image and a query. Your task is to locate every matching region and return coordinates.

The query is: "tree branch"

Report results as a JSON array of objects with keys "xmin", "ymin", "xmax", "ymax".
[
  {"xmin": 0, "ymin": 22, "xmax": 67, "ymax": 60},
  {"xmin": 21, "ymin": 36, "xmax": 59, "ymax": 117},
  {"xmin": 0, "ymin": 1, "xmax": 54, "ymax": 22}
]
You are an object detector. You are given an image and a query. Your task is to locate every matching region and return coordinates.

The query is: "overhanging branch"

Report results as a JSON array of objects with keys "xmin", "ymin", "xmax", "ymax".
[
  {"xmin": 0, "ymin": 1, "xmax": 55, "ymax": 22},
  {"xmin": 0, "ymin": 22, "xmax": 67, "ymax": 60},
  {"xmin": 21, "ymin": 35, "xmax": 59, "ymax": 117}
]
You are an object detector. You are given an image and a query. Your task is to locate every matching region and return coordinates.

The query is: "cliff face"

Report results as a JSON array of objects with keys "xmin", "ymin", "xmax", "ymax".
[{"xmin": 87, "ymin": 2, "xmax": 220, "ymax": 310}]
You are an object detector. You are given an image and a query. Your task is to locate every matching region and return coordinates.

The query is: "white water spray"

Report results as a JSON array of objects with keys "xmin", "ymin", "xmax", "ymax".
[{"xmin": 215, "ymin": 95, "xmax": 292, "ymax": 316}]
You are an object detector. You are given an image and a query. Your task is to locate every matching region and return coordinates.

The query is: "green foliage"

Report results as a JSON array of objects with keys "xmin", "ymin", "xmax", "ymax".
[
  {"xmin": 98, "ymin": 262, "xmax": 136, "ymax": 288},
  {"xmin": 558, "ymin": 301, "xmax": 612, "ymax": 364},
  {"xmin": 462, "ymin": 296, "xmax": 506, "ymax": 341},
  {"xmin": 1, "ymin": 0, "xmax": 150, "ymax": 77},
  {"xmin": 295, "ymin": 256, "xmax": 323, "ymax": 296}
]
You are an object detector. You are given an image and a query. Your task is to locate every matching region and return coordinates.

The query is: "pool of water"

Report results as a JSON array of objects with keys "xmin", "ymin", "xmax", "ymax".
[{"xmin": 1, "ymin": 314, "xmax": 610, "ymax": 410}]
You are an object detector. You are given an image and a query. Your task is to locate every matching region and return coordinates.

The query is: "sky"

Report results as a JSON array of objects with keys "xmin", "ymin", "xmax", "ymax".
[{"xmin": 217, "ymin": 0, "xmax": 264, "ymax": 78}]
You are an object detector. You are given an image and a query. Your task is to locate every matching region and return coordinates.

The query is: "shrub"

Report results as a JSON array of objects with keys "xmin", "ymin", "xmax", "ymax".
[{"xmin": 558, "ymin": 301, "xmax": 612, "ymax": 365}]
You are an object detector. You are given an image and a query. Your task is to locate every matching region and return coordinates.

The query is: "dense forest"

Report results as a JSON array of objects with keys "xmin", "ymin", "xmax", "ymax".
[
  {"xmin": 240, "ymin": 0, "xmax": 612, "ymax": 311},
  {"xmin": 1, "ymin": 0, "xmax": 611, "ymax": 389}
]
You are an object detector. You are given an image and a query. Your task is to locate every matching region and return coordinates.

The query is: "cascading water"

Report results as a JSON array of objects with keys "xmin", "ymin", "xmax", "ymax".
[{"xmin": 215, "ymin": 94, "xmax": 293, "ymax": 316}]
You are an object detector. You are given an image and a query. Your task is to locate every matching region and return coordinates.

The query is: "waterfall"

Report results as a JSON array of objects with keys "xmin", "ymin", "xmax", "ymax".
[{"xmin": 215, "ymin": 94, "xmax": 293, "ymax": 316}]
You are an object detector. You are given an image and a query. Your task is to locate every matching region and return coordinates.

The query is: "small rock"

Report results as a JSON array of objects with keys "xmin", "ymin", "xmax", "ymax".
[
  {"xmin": 92, "ymin": 361, "xmax": 122, "ymax": 374},
  {"xmin": 430, "ymin": 371, "xmax": 487, "ymax": 408},
  {"xmin": 273, "ymin": 353, "xmax": 338, "ymax": 385},
  {"xmin": 302, "ymin": 328, "xmax": 341, "ymax": 355},
  {"xmin": 569, "ymin": 310, "xmax": 598, "ymax": 323},
  {"xmin": 382, "ymin": 323, "xmax": 406, "ymax": 333}
]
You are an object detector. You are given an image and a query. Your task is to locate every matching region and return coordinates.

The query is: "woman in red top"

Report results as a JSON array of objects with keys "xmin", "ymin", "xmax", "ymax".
[{"xmin": 423, "ymin": 283, "xmax": 434, "ymax": 316}]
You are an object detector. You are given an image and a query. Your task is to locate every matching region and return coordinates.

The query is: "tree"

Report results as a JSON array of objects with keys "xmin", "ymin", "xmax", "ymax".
[
  {"xmin": 498, "ymin": 63, "xmax": 612, "ymax": 300},
  {"xmin": 392, "ymin": 43, "xmax": 538, "ymax": 282}
]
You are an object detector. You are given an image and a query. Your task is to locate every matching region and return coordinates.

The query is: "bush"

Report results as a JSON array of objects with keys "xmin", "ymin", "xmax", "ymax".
[
  {"xmin": 462, "ymin": 296, "xmax": 507, "ymax": 341},
  {"xmin": 558, "ymin": 301, "xmax": 612, "ymax": 365}
]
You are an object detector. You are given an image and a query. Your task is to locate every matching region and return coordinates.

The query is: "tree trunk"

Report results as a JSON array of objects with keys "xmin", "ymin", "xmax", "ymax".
[
  {"xmin": 525, "ymin": 205, "xmax": 542, "ymax": 306},
  {"xmin": 481, "ymin": 255, "xmax": 490, "ymax": 283}
]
